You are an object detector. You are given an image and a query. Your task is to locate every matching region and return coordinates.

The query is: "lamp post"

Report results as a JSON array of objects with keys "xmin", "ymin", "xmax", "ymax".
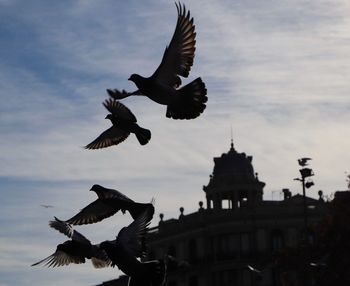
[{"xmin": 294, "ymin": 158, "xmax": 314, "ymax": 232}]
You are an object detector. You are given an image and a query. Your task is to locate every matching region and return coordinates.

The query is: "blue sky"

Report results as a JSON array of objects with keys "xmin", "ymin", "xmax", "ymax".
[{"xmin": 1, "ymin": 0, "xmax": 350, "ymax": 285}]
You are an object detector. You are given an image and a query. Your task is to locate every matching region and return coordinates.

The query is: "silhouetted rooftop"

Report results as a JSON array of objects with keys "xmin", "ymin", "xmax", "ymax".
[{"xmin": 204, "ymin": 141, "xmax": 265, "ymax": 194}]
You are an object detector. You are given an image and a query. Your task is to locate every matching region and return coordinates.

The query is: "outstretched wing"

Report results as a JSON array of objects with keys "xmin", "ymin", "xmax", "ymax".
[
  {"xmin": 103, "ymin": 99, "xmax": 137, "ymax": 122},
  {"xmin": 152, "ymin": 2, "xmax": 196, "ymax": 87},
  {"xmin": 85, "ymin": 126, "xmax": 130, "ymax": 149},
  {"xmin": 31, "ymin": 250, "xmax": 85, "ymax": 267},
  {"xmin": 66, "ymin": 200, "xmax": 120, "ymax": 225},
  {"xmin": 49, "ymin": 217, "xmax": 90, "ymax": 244},
  {"xmin": 91, "ymin": 184, "xmax": 134, "ymax": 202},
  {"xmin": 116, "ymin": 205, "xmax": 155, "ymax": 258}
]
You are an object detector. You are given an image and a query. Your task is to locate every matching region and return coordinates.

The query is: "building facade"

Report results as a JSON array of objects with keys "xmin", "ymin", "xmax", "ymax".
[{"xmin": 146, "ymin": 141, "xmax": 326, "ymax": 286}]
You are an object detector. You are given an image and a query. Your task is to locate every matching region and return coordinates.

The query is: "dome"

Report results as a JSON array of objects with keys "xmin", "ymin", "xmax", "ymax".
[
  {"xmin": 203, "ymin": 140, "xmax": 265, "ymax": 210},
  {"xmin": 212, "ymin": 142, "xmax": 255, "ymax": 181}
]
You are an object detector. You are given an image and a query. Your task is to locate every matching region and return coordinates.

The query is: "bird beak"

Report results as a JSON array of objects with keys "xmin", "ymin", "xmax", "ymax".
[
  {"xmin": 128, "ymin": 77, "xmax": 131, "ymax": 81},
  {"xmin": 105, "ymin": 115, "xmax": 108, "ymax": 119}
]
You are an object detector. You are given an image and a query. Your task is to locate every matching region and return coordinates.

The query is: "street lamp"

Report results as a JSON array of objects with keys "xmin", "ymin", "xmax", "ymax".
[{"xmin": 294, "ymin": 158, "xmax": 315, "ymax": 232}]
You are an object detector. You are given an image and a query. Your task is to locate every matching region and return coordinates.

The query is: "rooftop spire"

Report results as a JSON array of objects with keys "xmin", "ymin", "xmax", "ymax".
[{"xmin": 230, "ymin": 125, "xmax": 235, "ymax": 151}]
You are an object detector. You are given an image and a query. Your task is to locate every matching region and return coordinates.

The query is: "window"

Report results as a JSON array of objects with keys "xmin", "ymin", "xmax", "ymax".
[{"xmin": 222, "ymin": 199, "xmax": 230, "ymax": 209}]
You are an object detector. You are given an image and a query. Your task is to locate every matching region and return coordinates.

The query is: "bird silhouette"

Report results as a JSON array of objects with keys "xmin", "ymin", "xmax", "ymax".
[
  {"xmin": 65, "ymin": 184, "xmax": 154, "ymax": 225},
  {"xmin": 298, "ymin": 157, "xmax": 312, "ymax": 166},
  {"xmin": 40, "ymin": 204, "xmax": 54, "ymax": 208},
  {"xmin": 99, "ymin": 207, "xmax": 166, "ymax": 286},
  {"xmin": 31, "ymin": 217, "xmax": 111, "ymax": 268},
  {"xmin": 85, "ymin": 99, "xmax": 151, "ymax": 149},
  {"xmin": 107, "ymin": 2, "xmax": 207, "ymax": 120}
]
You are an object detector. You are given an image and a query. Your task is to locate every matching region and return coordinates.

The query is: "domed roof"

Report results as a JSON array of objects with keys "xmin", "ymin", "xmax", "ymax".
[
  {"xmin": 204, "ymin": 140, "xmax": 264, "ymax": 192},
  {"xmin": 212, "ymin": 141, "xmax": 255, "ymax": 181}
]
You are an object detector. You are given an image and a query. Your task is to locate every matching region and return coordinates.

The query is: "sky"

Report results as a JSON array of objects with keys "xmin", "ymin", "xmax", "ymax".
[{"xmin": 1, "ymin": 0, "xmax": 350, "ymax": 285}]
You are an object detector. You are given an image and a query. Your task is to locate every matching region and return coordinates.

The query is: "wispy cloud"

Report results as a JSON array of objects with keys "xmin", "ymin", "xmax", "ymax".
[{"xmin": 1, "ymin": 0, "xmax": 350, "ymax": 285}]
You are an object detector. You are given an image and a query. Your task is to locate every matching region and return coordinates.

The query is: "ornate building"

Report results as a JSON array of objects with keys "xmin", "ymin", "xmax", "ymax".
[
  {"xmin": 145, "ymin": 141, "xmax": 326, "ymax": 286},
  {"xmin": 97, "ymin": 141, "xmax": 327, "ymax": 286}
]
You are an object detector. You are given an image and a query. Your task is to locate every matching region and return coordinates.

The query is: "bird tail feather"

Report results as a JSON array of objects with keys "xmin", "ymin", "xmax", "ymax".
[
  {"xmin": 135, "ymin": 127, "xmax": 151, "ymax": 145},
  {"xmin": 106, "ymin": 89, "xmax": 130, "ymax": 100},
  {"xmin": 166, "ymin": 77, "xmax": 207, "ymax": 120},
  {"xmin": 129, "ymin": 202, "xmax": 155, "ymax": 221}
]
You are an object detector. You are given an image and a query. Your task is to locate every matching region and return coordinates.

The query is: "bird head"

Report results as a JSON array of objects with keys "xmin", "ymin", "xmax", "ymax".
[
  {"xmin": 128, "ymin": 74, "xmax": 137, "ymax": 81},
  {"xmin": 128, "ymin": 74, "xmax": 143, "ymax": 85},
  {"xmin": 298, "ymin": 157, "xmax": 312, "ymax": 166},
  {"xmin": 90, "ymin": 184, "xmax": 103, "ymax": 192},
  {"xmin": 90, "ymin": 184, "xmax": 106, "ymax": 198}
]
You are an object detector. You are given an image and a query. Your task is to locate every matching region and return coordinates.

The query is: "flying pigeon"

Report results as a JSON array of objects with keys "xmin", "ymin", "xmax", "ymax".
[
  {"xmin": 85, "ymin": 99, "xmax": 151, "ymax": 149},
  {"xmin": 65, "ymin": 184, "xmax": 155, "ymax": 225},
  {"xmin": 107, "ymin": 2, "xmax": 207, "ymax": 120},
  {"xmin": 31, "ymin": 217, "xmax": 111, "ymax": 268},
  {"xmin": 40, "ymin": 204, "xmax": 54, "ymax": 208},
  {"xmin": 99, "ymin": 207, "xmax": 166, "ymax": 286},
  {"xmin": 298, "ymin": 157, "xmax": 312, "ymax": 167}
]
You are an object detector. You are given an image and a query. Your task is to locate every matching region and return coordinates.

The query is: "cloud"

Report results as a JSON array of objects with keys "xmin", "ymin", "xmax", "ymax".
[{"xmin": 1, "ymin": 0, "xmax": 350, "ymax": 285}]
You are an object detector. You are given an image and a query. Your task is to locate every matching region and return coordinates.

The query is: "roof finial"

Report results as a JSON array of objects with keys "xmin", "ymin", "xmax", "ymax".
[{"xmin": 230, "ymin": 125, "xmax": 234, "ymax": 150}]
